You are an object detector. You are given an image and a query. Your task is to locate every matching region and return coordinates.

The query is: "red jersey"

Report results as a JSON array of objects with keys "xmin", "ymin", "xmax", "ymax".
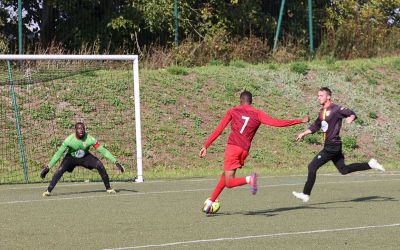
[{"xmin": 204, "ymin": 104, "xmax": 302, "ymax": 151}]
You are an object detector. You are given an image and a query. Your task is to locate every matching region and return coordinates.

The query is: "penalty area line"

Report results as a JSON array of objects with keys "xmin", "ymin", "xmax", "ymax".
[{"xmin": 102, "ymin": 223, "xmax": 400, "ymax": 249}]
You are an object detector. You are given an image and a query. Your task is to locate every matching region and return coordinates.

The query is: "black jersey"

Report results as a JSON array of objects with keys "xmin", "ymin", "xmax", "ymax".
[{"xmin": 308, "ymin": 103, "xmax": 356, "ymax": 144}]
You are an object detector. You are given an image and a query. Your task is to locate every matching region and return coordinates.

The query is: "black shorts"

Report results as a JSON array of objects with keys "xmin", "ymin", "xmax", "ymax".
[{"xmin": 59, "ymin": 153, "xmax": 102, "ymax": 172}]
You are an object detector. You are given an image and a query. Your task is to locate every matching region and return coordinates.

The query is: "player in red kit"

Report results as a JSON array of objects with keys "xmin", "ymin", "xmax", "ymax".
[{"xmin": 200, "ymin": 91, "xmax": 310, "ymax": 214}]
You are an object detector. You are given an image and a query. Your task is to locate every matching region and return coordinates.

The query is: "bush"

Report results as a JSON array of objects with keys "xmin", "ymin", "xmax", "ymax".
[
  {"xmin": 29, "ymin": 104, "xmax": 56, "ymax": 121},
  {"xmin": 166, "ymin": 66, "xmax": 188, "ymax": 75},
  {"xmin": 208, "ymin": 59, "xmax": 223, "ymax": 66},
  {"xmin": 355, "ymin": 117, "xmax": 365, "ymax": 125},
  {"xmin": 393, "ymin": 59, "xmax": 400, "ymax": 71},
  {"xmin": 397, "ymin": 139, "xmax": 400, "ymax": 152},
  {"xmin": 272, "ymin": 34, "xmax": 308, "ymax": 63},
  {"xmin": 230, "ymin": 36, "xmax": 270, "ymax": 63},
  {"xmin": 0, "ymin": 34, "xmax": 9, "ymax": 53},
  {"xmin": 268, "ymin": 63, "xmax": 278, "ymax": 70},
  {"xmin": 325, "ymin": 56, "xmax": 336, "ymax": 65},
  {"xmin": 305, "ymin": 134, "xmax": 321, "ymax": 145},
  {"xmin": 229, "ymin": 60, "xmax": 248, "ymax": 68},
  {"xmin": 290, "ymin": 62, "xmax": 309, "ymax": 75},
  {"xmin": 342, "ymin": 136, "xmax": 358, "ymax": 150},
  {"xmin": 368, "ymin": 112, "xmax": 378, "ymax": 119},
  {"xmin": 367, "ymin": 77, "xmax": 378, "ymax": 85},
  {"xmin": 319, "ymin": 0, "xmax": 400, "ymax": 59}
]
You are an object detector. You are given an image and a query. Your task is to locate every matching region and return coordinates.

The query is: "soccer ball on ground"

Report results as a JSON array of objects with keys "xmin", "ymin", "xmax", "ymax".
[{"xmin": 203, "ymin": 198, "xmax": 221, "ymax": 214}]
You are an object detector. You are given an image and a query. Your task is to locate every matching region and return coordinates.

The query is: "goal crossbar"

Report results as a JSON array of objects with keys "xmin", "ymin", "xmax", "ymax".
[{"xmin": 0, "ymin": 54, "xmax": 138, "ymax": 61}]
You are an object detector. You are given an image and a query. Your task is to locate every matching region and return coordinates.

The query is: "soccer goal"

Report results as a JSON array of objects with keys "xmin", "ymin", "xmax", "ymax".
[{"xmin": 0, "ymin": 54, "xmax": 143, "ymax": 184}]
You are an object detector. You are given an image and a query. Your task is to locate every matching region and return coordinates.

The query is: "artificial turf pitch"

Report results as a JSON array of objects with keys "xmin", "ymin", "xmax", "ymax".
[{"xmin": 1, "ymin": 172, "xmax": 399, "ymax": 249}]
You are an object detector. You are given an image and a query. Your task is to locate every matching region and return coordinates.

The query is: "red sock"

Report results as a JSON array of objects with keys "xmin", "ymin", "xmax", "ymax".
[
  {"xmin": 225, "ymin": 177, "xmax": 247, "ymax": 188},
  {"xmin": 210, "ymin": 173, "xmax": 225, "ymax": 202}
]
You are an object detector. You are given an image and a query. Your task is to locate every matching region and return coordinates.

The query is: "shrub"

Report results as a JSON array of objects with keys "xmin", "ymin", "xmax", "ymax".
[
  {"xmin": 367, "ymin": 77, "xmax": 377, "ymax": 85},
  {"xmin": 268, "ymin": 63, "xmax": 278, "ymax": 70},
  {"xmin": 229, "ymin": 60, "xmax": 248, "ymax": 68},
  {"xmin": 305, "ymin": 134, "xmax": 321, "ymax": 145},
  {"xmin": 29, "ymin": 103, "xmax": 56, "ymax": 121},
  {"xmin": 368, "ymin": 112, "xmax": 378, "ymax": 119},
  {"xmin": 325, "ymin": 56, "xmax": 336, "ymax": 65},
  {"xmin": 355, "ymin": 117, "xmax": 365, "ymax": 125},
  {"xmin": 208, "ymin": 59, "xmax": 223, "ymax": 66},
  {"xmin": 393, "ymin": 58, "xmax": 400, "ymax": 71},
  {"xmin": 290, "ymin": 62, "xmax": 309, "ymax": 75},
  {"xmin": 167, "ymin": 66, "xmax": 188, "ymax": 75},
  {"xmin": 396, "ymin": 139, "xmax": 400, "ymax": 152},
  {"xmin": 319, "ymin": 0, "xmax": 400, "ymax": 59},
  {"xmin": 342, "ymin": 136, "xmax": 358, "ymax": 150},
  {"xmin": 230, "ymin": 36, "xmax": 270, "ymax": 63},
  {"xmin": 272, "ymin": 34, "xmax": 308, "ymax": 63}
]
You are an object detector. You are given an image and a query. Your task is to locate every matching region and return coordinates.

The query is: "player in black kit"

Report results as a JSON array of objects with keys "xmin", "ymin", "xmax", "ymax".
[{"xmin": 292, "ymin": 87, "xmax": 385, "ymax": 202}]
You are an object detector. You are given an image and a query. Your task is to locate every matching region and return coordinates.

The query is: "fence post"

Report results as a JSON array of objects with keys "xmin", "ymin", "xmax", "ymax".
[
  {"xmin": 174, "ymin": 0, "xmax": 179, "ymax": 45},
  {"xmin": 18, "ymin": 0, "xmax": 23, "ymax": 54},
  {"xmin": 7, "ymin": 61, "xmax": 29, "ymax": 183},
  {"xmin": 308, "ymin": 0, "xmax": 314, "ymax": 55},
  {"xmin": 273, "ymin": 0, "xmax": 286, "ymax": 53}
]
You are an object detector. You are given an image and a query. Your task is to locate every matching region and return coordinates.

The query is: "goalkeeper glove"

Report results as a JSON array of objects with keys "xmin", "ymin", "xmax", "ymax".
[
  {"xmin": 115, "ymin": 162, "xmax": 125, "ymax": 173},
  {"xmin": 40, "ymin": 165, "xmax": 50, "ymax": 179}
]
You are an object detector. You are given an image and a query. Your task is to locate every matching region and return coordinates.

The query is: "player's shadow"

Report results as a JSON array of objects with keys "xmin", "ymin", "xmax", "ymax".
[
  {"xmin": 115, "ymin": 188, "xmax": 138, "ymax": 193},
  {"xmin": 242, "ymin": 205, "xmax": 332, "ymax": 217},
  {"xmin": 238, "ymin": 195, "xmax": 396, "ymax": 217},
  {"xmin": 53, "ymin": 188, "xmax": 137, "ymax": 196},
  {"xmin": 313, "ymin": 195, "xmax": 397, "ymax": 206}
]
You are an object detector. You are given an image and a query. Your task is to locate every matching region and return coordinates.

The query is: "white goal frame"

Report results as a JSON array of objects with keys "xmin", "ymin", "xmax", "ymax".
[{"xmin": 0, "ymin": 54, "xmax": 144, "ymax": 182}]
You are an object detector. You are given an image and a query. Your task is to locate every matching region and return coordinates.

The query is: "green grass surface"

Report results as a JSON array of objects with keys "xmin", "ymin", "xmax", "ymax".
[{"xmin": 1, "ymin": 171, "xmax": 399, "ymax": 249}]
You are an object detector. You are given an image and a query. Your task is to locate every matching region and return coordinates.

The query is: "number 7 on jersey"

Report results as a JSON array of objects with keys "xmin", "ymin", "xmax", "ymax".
[{"xmin": 240, "ymin": 116, "xmax": 250, "ymax": 134}]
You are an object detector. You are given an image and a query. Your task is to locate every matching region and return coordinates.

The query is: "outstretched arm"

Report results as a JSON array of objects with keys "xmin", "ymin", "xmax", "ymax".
[
  {"xmin": 41, "ymin": 141, "xmax": 68, "ymax": 179},
  {"xmin": 94, "ymin": 142, "xmax": 125, "ymax": 172},
  {"xmin": 95, "ymin": 142, "xmax": 117, "ymax": 163},
  {"xmin": 308, "ymin": 115, "xmax": 322, "ymax": 133},
  {"xmin": 258, "ymin": 110, "xmax": 308, "ymax": 127},
  {"xmin": 296, "ymin": 129, "xmax": 313, "ymax": 142},
  {"xmin": 47, "ymin": 142, "xmax": 68, "ymax": 169},
  {"xmin": 297, "ymin": 115, "xmax": 321, "ymax": 141},
  {"xmin": 199, "ymin": 110, "xmax": 232, "ymax": 157}
]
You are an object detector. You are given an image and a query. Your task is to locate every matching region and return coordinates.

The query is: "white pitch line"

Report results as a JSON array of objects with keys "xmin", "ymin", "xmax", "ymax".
[
  {"xmin": 1, "ymin": 171, "xmax": 399, "ymax": 191},
  {"xmin": 1, "ymin": 177, "xmax": 400, "ymax": 205},
  {"xmin": 102, "ymin": 223, "xmax": 400, "ymax": 249}
]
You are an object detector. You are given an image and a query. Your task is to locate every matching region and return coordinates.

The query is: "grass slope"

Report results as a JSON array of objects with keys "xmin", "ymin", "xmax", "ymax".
[
  {"xmin": 1, "ymin": 57, "xmax": 399, "ymax": 182},
  {"xmin": 140, "ymin": 57, "xmax": 400, "ymax": 178}
]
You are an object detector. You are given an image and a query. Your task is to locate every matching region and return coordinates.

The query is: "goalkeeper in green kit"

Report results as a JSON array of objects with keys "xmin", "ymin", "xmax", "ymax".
[{"xmin": 40, "ymin": 122, "xmax": 125, "ymax": 197}]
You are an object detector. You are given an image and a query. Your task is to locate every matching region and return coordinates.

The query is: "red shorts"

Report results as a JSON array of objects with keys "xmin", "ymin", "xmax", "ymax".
[{"xmin": 223, "ymin": 144, "xmax": 248, "ymax": 171}]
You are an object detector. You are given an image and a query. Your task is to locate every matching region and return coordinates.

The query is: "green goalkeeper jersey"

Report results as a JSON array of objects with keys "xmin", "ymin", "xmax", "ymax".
[{"xmin": 48, "ymin": 133, "xmax": 117, "ymax": 168}]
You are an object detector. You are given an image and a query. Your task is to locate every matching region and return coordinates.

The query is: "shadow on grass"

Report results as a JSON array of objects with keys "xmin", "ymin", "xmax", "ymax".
[
  {"xmin": 349, "ymin": 196, "xmax": 396, "ymax": 202},
  {"xmin": 216, "ymin": 196, "xmax": 397, "ymax": 217},
  {"xmin": 311, "ymin": 195, "xmax": 397, "ymax": 206},
  {"xmin": 243, "ymin": 205, "xmax": 330, "ymax": 217},
  {"xmin": 52, "ymin": 188, "xmax": 138, "ymax": 196}
]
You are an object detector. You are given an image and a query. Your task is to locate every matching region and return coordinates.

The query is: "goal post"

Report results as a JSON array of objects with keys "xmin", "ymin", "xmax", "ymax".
[{"xmin": 0, "ymin": 54, "xmax": 143, "ymax": 183}]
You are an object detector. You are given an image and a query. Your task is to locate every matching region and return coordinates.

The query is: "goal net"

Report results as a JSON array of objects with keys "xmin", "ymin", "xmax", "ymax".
[{"xmin": 0, "ymin": 55, "xmax": 143, "ymax": 184}]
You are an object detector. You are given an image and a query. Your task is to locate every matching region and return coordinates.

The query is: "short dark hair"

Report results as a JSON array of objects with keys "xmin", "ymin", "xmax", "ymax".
[
  {"xmin": 75, "ymin": 122, "xmax": 85, "ymax": 129},
  {"xmin": 240, "ymin": 90, "xmax": 252, "ymax": 104},
  {"xmin": 319, "ymin": 87, "xmax": 332, "ymax": 96}
]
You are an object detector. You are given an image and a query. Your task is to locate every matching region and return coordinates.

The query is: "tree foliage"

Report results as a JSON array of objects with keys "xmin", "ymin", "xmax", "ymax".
[{"xmin": 0, "ymin": 0, "xmax": 399, "ymax": 60}]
